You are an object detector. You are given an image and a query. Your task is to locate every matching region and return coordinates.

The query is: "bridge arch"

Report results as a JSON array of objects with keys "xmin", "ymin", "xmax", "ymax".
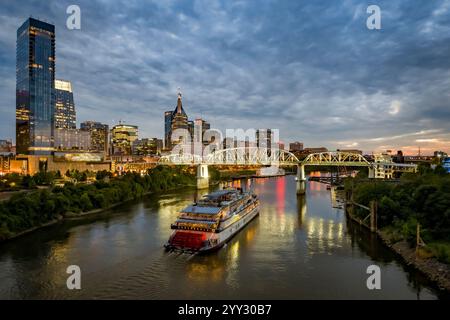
[
  {"xmin": 300, "ymin": 151, "xmax": 372, "ymax": 167},
  {"xmin": 158, "ymin": 147, "xmax": 300, "ymax": 166}
]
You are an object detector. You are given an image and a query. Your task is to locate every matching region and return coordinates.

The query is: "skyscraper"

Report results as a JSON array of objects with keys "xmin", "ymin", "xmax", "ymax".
[
  {"xmin": 54, "ymin": 79, "xmax": 76, "ymax": 129},
  {"xmin": 164, "ymin": 91, "xmax": 189, "ymax": 150},
  {"xmin": 16, "ymin": 18, "xmax": 55, "ymax": 155},
  {"xmin": 256, "ymin": 129, "xmax": 273, "ymax": 156},
  {"xmin": 164, "ymin": 111, "xmax": 172, "ymax": 150}
]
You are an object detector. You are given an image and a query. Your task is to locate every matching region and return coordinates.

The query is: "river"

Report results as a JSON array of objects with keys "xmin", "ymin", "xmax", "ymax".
[{"xmin": 0, "ymin": 174, "xmax": 446, "ymax": 299}]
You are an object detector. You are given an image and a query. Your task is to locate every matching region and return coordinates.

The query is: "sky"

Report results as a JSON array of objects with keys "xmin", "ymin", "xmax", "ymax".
[{"xmin": 0, "ymin": 0, "xmax": 449, "ymax": 155}]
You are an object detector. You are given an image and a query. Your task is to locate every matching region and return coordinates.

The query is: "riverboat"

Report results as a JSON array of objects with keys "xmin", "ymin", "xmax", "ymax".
[{"xmin": 165, "ymin": 188, "xmax": 260, "ymax": 253}]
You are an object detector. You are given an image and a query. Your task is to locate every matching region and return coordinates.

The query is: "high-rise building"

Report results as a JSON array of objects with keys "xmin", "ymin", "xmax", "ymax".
[
  {"xmin": 80, "ymin": 121, "xmax": 109, "ymax": 155},
  {"xmin": 111, "ymin": 123, "xmax": 138, "ymax": 155},
  {"xmin": 16, "ymin": 18, "xmax": 55, "ymax": 155},
  {"xmin": 256, "ymin": 129, "xmax": 272, "ymax": 156},
  {"xmin": 194, "ymin": 118, "xmax": 210, "ymax": 145},
  {"xmin": 289, "ymin": 141, "xmax": 303, "ymax": 152},
  {"xmin": 164, "ymin": 111, "xmax": 173, "ymax": 150},
  {"xmin": 164, "ymin": 91, "xmax": 189, "ymax": 150},
  {"xmin": 54, "ymin": 80, "xmax": 76, "ymax": 129}
]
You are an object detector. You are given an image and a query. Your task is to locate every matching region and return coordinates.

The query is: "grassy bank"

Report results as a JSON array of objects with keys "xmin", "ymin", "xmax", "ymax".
[{"xmin": 0, "ymin": 166, "xmax": 196, "ymax": 241}]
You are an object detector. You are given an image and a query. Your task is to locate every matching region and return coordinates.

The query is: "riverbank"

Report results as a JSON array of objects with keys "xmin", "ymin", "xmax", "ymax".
[
  {"xmin": 0, "ymin": 182, "xmax": 200, "ymax": 243},
  {"xmin": 345, "ymin": 206, "xmax": 450, "ymax": 292},
  {"xmin": 0, "ymin": 167, "xmax": 201, "ymax": 243},
  {"xmin": 378, "ymin": 230, "xmax": 450, "ymax": 291},
  {"xmin": 0, "ymin": 166, "xmax": 264, "ymax": 243}
]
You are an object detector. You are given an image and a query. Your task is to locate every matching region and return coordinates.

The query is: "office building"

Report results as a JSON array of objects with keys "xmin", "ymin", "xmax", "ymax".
[
  {"xmin": 80, "ymin": 121, "xmax": 109, "ymax": 155},
  {"xmin": 256, "ymin": 129, "xmax": 273, "ymax": 157},
  {"xmin": 54, "ymin": 79, "xmax": 76, "ymax": 129},
  {"xmin": 164, "ymin": 111, "xmax": 173, "ymax": 150},
  {"xmin": 111, "ymin": 123, "xmax": 138, "ymax": 155},
  {"xmin": 289, "ymin": 141, "xmax": 304, "ymax": 152},
  {"xmin": 194, "ymin": 118, "xmax": 210, "ymax": 145},
  {"xmin": 16, "ymin": 18, "xmax": 55, "ymax": 155}
]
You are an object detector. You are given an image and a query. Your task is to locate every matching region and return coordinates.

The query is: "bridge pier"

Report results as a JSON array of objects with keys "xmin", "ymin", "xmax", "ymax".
[
  {"xmin": 296, "ymin": 164, "xmax": 306, "ymax": 195},
  {"xmin": 196, "ymin": 164, "xmax": 209, "ymax": 189}
]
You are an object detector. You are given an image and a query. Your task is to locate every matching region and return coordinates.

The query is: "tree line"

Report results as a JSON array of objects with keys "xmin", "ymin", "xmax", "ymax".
[
  {"xmin": 345, "ymin": 164, "xmax": 450, "ymax": 263},
  {"xmin": 0, "ymin": 166, "xmax": 196, "ymax": 241}
]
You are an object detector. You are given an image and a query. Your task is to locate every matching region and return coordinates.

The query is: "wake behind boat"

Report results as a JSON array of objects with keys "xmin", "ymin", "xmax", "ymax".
[{"xmin": 165, "ymin": 188, "xmax": 260, "ymax": 253}]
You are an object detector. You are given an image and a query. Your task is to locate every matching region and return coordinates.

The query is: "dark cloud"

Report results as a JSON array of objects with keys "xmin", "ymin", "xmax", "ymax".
[{"xmin": 0, "ymin": 0, "xmax": 449, "ymax": 153}]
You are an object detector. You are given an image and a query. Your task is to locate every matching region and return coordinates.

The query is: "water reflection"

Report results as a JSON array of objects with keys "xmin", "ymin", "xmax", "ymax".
[{"xmin": 0, "ymin": 174, "xmax": 447, "ymax": 299}]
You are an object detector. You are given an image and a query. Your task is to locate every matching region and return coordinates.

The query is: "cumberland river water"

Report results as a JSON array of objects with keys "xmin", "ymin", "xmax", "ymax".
[{"xmin": 0, "ymin": 174, "xmax": 447, "ymax": 299}]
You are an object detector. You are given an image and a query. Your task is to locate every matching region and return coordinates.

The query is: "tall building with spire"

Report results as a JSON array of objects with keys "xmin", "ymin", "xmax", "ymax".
[
  {"xmin": 16, "ymin": 18, "xmax": 55, "ymax": 155},
  {"xmin": 164, "ymin": 90, "xmax": 189, "ymax": 150}
]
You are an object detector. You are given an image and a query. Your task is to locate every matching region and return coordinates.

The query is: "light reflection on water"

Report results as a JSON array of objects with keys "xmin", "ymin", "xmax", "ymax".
[{"xmin": 0, "ymin": 173, "xmax": 447, "ymax": 299}]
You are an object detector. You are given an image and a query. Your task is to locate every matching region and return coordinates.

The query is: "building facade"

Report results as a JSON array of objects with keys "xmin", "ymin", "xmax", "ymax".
[
  {"xmin": 336, "ymin": 149, "xmax": 363, "ymax": 155},
  {"xmin": 164, "ymin": 92, "xmax": 189, "ymax": 150},
  {"xmin": 54, "ymin": 128, "xmax": 91, "ymax": 151},
  {"xmin": 80, "ymin": 121, "xmax": 109, "ymax": 155},
  {"xmin": 368, "ymin": 154, "xmax": 394, "ymax": 179},
  {"xmin": 194, "ymin": 118, "xmax": 211, "ymax": 144},
  {"xmin": 16, "ymin": 18, "xmax": 55, "ymax": 155},
  {"xmin": 0, "ymin": 140, "xmax": 13, "ymax": 153},
  {"xmin": 54, "ymin": 79, "xmax": 76, "ymax": 129},
  {"xmin": 164, "ymin": 111, "xmax": 173, "ymax": 150},
  {"xmin": 256, "ymin": 129, "xmax": 273, "ymax": 157},
  {"xmin": 111, "ymin": 123, "xmax": 138, "ymax": 155},
  {"xmin": 132, "ymin": 138, "xmax": 163, "ymax": 156},
  {"xmin": 289, "ymin": 141, "xmax": 303, "ymax": 152}
]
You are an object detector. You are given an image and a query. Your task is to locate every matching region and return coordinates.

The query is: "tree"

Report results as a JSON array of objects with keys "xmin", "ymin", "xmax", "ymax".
[
  {"xmin": 21, "ymin": 175, "xmax": 36, "ymax": 189},
  {"xmin": 434, "ymin": 165, "xmax": 448, "ymax": 176},
  {"xmin": 79, "ymin": 193, "xmax": 93, "ymax": 212}
]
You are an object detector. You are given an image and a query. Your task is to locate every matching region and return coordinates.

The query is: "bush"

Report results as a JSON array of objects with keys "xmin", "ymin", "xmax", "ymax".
[{"xmin": 428, "ymin": 242, "xmax": 450, "ymax": 264}]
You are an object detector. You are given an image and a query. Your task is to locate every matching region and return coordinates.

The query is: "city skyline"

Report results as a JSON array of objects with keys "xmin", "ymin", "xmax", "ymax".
[{"xmin": 1, "ymin": 1, "xmax": 449, "ymax": 154}]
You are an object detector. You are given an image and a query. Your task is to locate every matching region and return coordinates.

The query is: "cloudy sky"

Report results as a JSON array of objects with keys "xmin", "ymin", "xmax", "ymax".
[{"xmin": 0, "ymin": 0, "xmax": 449, "ymax": 154}]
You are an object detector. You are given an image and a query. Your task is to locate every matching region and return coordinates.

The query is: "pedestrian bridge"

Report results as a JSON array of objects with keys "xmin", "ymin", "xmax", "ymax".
[
  {"xmin": 159, "ymin": 148, "xmax": 372, "ymax": 167},
  {"xmin": 158, "ymin": 147, "xmax": 300, "ymax": 166},
  {"xmin": 157, "ymin": 148, "xmax": 417, "ymax": 193}
]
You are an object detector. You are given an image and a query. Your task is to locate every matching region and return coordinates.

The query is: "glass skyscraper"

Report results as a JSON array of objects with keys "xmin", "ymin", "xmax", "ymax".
[
  {"xmin": 55, "ymin": 79, "xmax": 76, "ymax": 129},
  {"xmin": 16, "ymin": 18, "xmax": 55, "ymax": 155}
]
